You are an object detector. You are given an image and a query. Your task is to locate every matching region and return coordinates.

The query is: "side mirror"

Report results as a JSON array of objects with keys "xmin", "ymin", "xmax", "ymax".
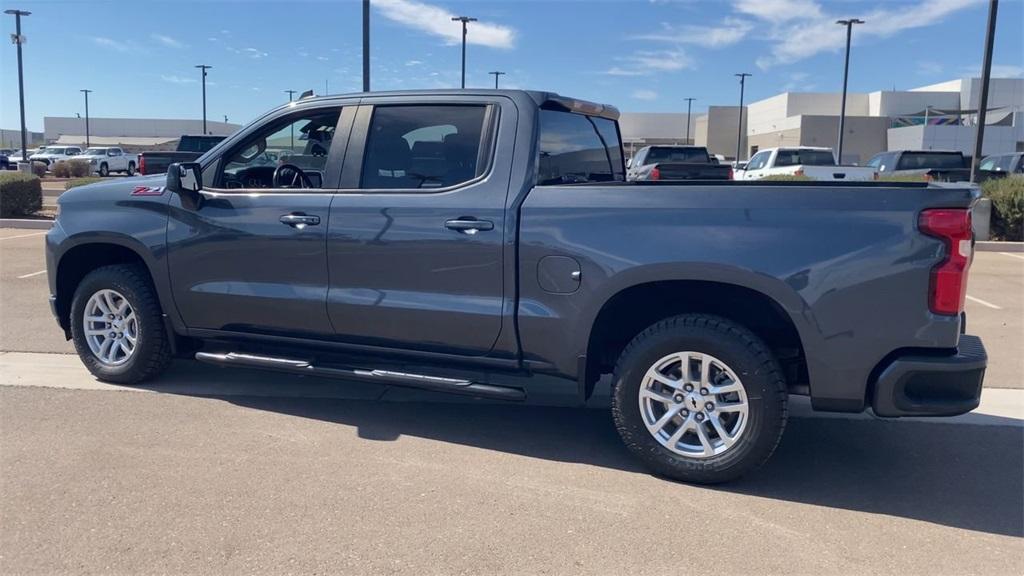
[
  {"xmin": 625, "ymin": 158, "xmax": 632, "ymax": 169},
  {"xmin": 167, "ymin": 162, "xmax": 202, "ymax": 194}
]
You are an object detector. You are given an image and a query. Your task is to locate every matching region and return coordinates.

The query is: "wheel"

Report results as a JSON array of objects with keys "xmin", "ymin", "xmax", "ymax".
[
  {"xmin": 98, "ymin": 162, "xmax": 109, "ymax": 177},
  {"xmin": 126, "ymin": 161, "xmax": 136, "ymax": 176},
  {"xmin": 70, "ymin": 264, "xmax": 172, "ymax": 384},
  {"xmin": 611, "ymin": 314, "xmax": 788, "ymax": 484}
]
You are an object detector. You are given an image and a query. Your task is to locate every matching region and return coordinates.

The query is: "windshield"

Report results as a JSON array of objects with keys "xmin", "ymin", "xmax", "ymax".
[
  {"xmin": 775, "ymin": 149, "xmax": 836, "ymax": 167},
  {"xmin": 43, "ymin": 148, "xmax": 66, "ymax": 154},
  {"xmin": 645, "ymin": 147, "xmax": 709, "ymax": 164},
  {"xmin": 83, "ymin": 148, "xmax": 107, "ymax": 155}
]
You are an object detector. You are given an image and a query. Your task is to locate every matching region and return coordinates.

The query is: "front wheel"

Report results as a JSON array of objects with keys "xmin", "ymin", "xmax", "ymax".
[
  {"xmin": 611, "ymin": 314, "xmax": 788, "ymax": 484},
  {"xmin": 70, "ymin": 264, "xmax": 172, "ymax": 384},
  {"xmin": 126, "ymin": 161, "xmax": 136, "ymax": 176},
  {"xmin": 98, "ymin": 162, "xmax": 109, "ymax": 177}
]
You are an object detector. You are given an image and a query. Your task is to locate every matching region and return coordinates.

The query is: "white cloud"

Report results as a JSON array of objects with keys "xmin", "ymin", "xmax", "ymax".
[
  {"xmin": 406, "ymin": 59, "xmax": 424, "ymax": 66},
  {"xmin": 745, "ymin": 0, "xmax": 983, "ymax": 68},
  {"xmin": 635, "ymin": 17, "xmax": 754, "ymax": 48},
  {"xmin": 317, "ymin": 56, "xmax": 329, "ymax": 61},
  {"xmin": 960, "ymin": 63, "xmax": 1024, "ymax": 78},
  {"xmin": 91, "ymin": 37, "xmax": 132, "ymax": 52},
  {"xmin": 151, "ymin": 33, "xmax": 185, "ymax": 49},
  {"xmin": 780, "ymin": 71, "xmax": 816, "ymax": 91},
  {"xmin": 161, "ymin": 74, "xmax": 197, "ymax": 84},
  {"xmin": 632, "ymin": 89, "xmax": 659, "ymax": 101},
  {"xmin": 918, "ymin": 61, "xmax": 944, "ymax": 76},
  {"xmin": 605, "ymin": 49, "xmax": 693, "ymax": 76},
  {"xmin": 373, "ymin": 0, "xmax": 515, "ymax": 49}
]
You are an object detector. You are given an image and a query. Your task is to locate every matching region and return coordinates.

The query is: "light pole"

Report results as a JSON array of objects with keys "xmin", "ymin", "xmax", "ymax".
[
  {"xmin": 80, "ymin": 89, "xmax": 92, "ymax": 148},
  {"xmin": 196, "ymin": 64, "xmax": 212, "ymax": 134},
  {"xmin": 734, "ymin": 73, "xmax": 751, "ymax": 162},
  {"xmin": 451, "ymin": 16, "xmax": 477, "ymax": 88},
  {"xmin": 285, "ymin": 90, "xmax": 297, "ymax": 150},
  {"xmin": 362, "ymin": 0, "xmax": 370, "ymax": 92},
  {"xmin": 684, "ymin": 97, "xmax": 696, "ymax": 144},
  {"xmin": 489, "ymin": 71, "xmax": 505, "ymax": 89},
  {"xmin": 5, "ymin": 9, "xmax": 30, "ymax": 166},
  {"xmin": 835, "ymin": 18, "xmax": 864, "ymax": 165},
  {"xmin": 971, "ymin": 0, "xmax": 998, "ymax": 183}
]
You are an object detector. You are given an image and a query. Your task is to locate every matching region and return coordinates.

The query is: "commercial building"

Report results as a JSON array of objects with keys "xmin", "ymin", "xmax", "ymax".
[
  {"xmin": 619, "ymin": 112, "xmax": 697, "ymax": 158},
  {"xmin": 42, "ymin": 117, "xmax": 241, "ymax": 151}
]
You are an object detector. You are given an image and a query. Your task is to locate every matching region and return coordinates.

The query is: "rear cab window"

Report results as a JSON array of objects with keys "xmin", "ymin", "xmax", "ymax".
[
  {"xmin": 896, "ymin": 152, "xmax": 966, "ymax": 170},
  {"xmin": 538, "ymin": 108, "xmax": 624, "ymax": 185},
  {"xmin": 645, "ymin": 147, "xmax": 710, "ymax": 164}
]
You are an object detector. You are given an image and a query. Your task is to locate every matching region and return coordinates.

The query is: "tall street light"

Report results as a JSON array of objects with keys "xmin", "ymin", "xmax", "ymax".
[
  {"xmin": 684, "ymin": 97, "xmax": 696, "ymax": 144},
  {"xmin": 451, "ymin": 16, "xmax": 477, "ymax": 89},
  {"xmin": 362, "ymin": 0, "xmax": 370, "ymax": 92},
  {"xmin": 971, "ymin": 0, "xmax": 998, "ymax": 183},
  {"xmin": 5, "ymin": 9, "xmax": 30, "ymax": 167},
  {"xmin": 489, "ymin": 71, "xmax": 505, "ymax": 89},
  {"xmin": 196, "ymin": 64, "xmax": 212, "ymax": 134},
  {"xmin": 80, "ymin": 89, "xmax": 92, "ymax": 148},
  {"xmin": 835, "ymin": 18, "xmax": 864, "ymax": 165},
  {"xmin": 734, "ymin": 73, "xmax": 751, "ymax": 162}
]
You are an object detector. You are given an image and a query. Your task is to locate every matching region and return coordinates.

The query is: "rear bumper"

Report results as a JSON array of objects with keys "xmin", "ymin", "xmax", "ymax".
[{"xmin": 871, "ymin": 335, "xmax": 986, "ymax": 417}]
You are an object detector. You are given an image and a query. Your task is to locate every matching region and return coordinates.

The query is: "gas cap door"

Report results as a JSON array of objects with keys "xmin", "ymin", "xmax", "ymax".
[{"xmin": 537, "ymin": 255, "xmax": 582, "ymax": 294}]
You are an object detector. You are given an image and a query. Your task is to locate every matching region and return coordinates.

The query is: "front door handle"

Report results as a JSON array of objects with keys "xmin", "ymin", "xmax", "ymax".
[
  {"xmin": 445, "ymin": 218, "xmax": 494, "ymax": 234},
  {"xmin": 280, "ymin": 213, "xmax": 321, "ymax": 228}
]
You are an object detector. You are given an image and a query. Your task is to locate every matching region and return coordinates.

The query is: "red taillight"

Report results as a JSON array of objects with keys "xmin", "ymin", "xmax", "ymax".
[
  {"xmin": 919, "ymin": 208, "xmax": 973, "ymax": 315},
  {"xmin": 727, "ymin": 167, "xmax": 734, "ymax": 180},
  {"xmin": 650, "ymin": 166, "xmax": 661, "ymax": 181},
  {"xmin": 138, "ymin": 155, "xmax": 146, "ymax": 174},
  {"xmin": 794, "ymin": 168, "xmax": 805, "ymax": 177}
]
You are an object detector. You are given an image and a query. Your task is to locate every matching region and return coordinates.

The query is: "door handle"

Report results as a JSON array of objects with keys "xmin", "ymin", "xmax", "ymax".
[
  {"xmin": 280, "ymin": 213, "xmax": 321, "ymax": 228},
  {"xmin": 445, "ymin": 218, "xmax": 494, "ymax": 234}
]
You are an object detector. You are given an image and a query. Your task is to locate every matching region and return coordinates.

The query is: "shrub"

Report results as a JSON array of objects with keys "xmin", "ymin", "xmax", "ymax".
[
  {"xmin": 51, "ymin": 161, "xmax": 70, "ymax": 178},
  {"xmin": 758, "ymin": 174, "xmax": 814, "ymax": 181},
  {"xmin": 0, "ymin": 172, "xmax": 43, "ymax": 217},
  {"xmin": 31, "ymin": 161, "xmax": 47, "ymax": 177},
  {"xmin": 982, "ymin": 175, "xmax": 1023, "ymax": 241},
  {"xmin": 64, "ymin": 177, "xmax": 104, "ymax": 191},
  {"xmin": 66, "ymin": 159, "xmax": 91, "ymax": 178}
]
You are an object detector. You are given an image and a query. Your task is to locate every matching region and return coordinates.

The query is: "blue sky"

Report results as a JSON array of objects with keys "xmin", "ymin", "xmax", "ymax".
[{"xmin": 1, "ymin": 0, "xmax": 1022, "ymax": 132}]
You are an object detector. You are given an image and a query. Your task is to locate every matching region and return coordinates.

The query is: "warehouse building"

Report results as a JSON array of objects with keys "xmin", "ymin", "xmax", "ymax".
[{"xmin": 42, "ymin": 117, "xmax": 241, "ymax": 151}]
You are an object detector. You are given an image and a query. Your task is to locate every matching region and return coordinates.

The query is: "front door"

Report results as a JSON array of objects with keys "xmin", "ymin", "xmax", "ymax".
[
  {"xmin": 167, "ymin": 105, "xmax": 350, "ymax": 337},
  {"xmin": 326, "ymin": 99, "xmax": 513, "ymax": 355}
]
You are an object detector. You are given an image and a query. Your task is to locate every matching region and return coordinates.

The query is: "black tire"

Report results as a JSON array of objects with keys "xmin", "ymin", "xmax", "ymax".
[
  {"xmin": 99, "ymin": 162, "xmax": 109, "ymax": 177},
  {"xmin": 126, "ymin": 162, "xmax": 136, "ymax": 176},
  {"xmin": 611, "ymin": 314, "xmax": 787, "ymax": 484},
  {"xmin": 70, "ymin": 264, "xmax": 172, "ymax": 384}
]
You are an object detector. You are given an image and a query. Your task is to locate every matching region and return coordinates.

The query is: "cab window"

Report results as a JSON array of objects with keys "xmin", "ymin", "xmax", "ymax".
[{"xmin": 538, "ymin": 109, "xmax": 623, "ymax": 185}]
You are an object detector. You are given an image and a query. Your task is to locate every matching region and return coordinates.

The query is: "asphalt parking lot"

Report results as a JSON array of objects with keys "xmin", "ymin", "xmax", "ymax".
[{"xmin": 1, "ymin": 227, "xmax": 1022, "ymax": 574}]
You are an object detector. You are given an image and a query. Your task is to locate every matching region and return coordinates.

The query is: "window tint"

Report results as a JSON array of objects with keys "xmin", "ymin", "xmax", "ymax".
[
  {"xmin": 897, "ymin": 152, "xmax": 965, "ymax": 170},
  {"xmin": 645, "ymin": 147, "xmax": 710, "ymax": 164},
  {"xmin": 361, "ymin": 105, "xmax": 487, "ymax": 190},
  {"xmin": 775, "ymin": 149, "xmax": 835, "ymax": 167},
  {"xmin": 538, "ymin": 109, "xmax": 622, "ymax": 185}
]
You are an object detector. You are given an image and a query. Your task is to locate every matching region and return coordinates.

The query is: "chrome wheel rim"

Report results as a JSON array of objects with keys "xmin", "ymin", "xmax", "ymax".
[
  {"xmin": 638, "ymin": 352, "xmax": 749, "ymax": 459},
  {"xmin": 83, "ymin": 289, "xmax": 138, "ymax": 366}
]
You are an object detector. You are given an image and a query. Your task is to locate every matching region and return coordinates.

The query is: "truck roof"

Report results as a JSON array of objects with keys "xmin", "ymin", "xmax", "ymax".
[{"xmin": 288, "ymin": 89, "xmax": 621, "ymax": 120}]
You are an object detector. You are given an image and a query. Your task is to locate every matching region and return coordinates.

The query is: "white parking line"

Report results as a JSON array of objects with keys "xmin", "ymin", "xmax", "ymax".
[
  {"xmin": 16, "ymin": 270, "xmax": 46, "ymax": 279},
  {"xmin": 966, "ymin": 294, "xmax": 1002, "ymax": 310},
  {"xmin": 0, "ymin": 232, "xmax": 46, "ymax": 242},
  {"xmin": 999, "ymin": 252, "xmax": 1024, "ymax": 262}
]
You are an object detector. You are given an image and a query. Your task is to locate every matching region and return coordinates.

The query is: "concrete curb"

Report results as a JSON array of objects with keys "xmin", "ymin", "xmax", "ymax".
[
  {"xmin": 0, "ymin": 219, "xmax": 53, "ymax": 230},
  {"xmin": 977, "ymin": 241, "xmax": 1024, "ymax": 252}
]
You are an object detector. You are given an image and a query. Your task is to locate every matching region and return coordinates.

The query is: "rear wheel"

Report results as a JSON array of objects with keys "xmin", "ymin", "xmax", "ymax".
[
  {"xmin": 70, "ymin": 264, "xmax": 172, "ymax": 384},
  {"xmin": 99, "ymin": 162, "xmax": 109, "ymax": 177},
  {"xmin": 126, "ymin": 161, "xmax": 136, "ymax": 176},
  {"xmin": 611, "ymin": 314, "xmax": 788, "ymax": 484}
]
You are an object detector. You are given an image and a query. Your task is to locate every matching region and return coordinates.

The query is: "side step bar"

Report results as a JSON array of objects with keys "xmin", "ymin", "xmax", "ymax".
[{"xmin": 194, "ymin": 351, "xmax": 526, "ymax": 401}]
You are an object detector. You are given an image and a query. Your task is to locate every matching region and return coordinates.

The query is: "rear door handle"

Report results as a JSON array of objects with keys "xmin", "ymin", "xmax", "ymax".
[
  {"xmin": 445, "ymin": 218, "xmax": 494, "ymax": 234},
  {"xmin": 280, "ymin": 213, "xmax": 321, "ymax": 228}
]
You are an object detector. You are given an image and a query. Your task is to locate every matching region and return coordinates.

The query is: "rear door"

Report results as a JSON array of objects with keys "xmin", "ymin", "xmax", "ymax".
[
  {"xmin": 325, "ymin": 97, "xmax": 513, "ymax": 355},
  {"xmin": 166, "ymin": 102, "xmax": 354, "ymax": 337}
]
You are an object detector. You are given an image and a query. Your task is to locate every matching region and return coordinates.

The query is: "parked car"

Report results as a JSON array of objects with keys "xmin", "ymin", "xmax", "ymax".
[
  {"xmin": 627, "ymin": 145, "xmax": 732, "ymax": 180},
  {"xmin": 0, "ymin": 152, "xmax": 8, "ymax": 171},
  {"xmin": 77, "ymin": 147, "xmax": 138, "ymax": 176},
  {"xmin": 6, "ymin": 147, "xmax": 41, "ymax": 167},
  {"xmin": 978, "ymin": 152, "xmax": 1024, "ymax": 181},
  {"xmin": 138, "ymin": 135, "xmax": 227, "ymax": 175},
  {"xmin": 46, "ymin": 89, "xmax": 986, "ymax": 484},
  {"xmin": 29, "ymin": 146, "xmax": 83, "ymax": 168},
  {"xmin": 738, "ymin": 147, "xmax": 876, "ymax": 181},
  {"xmin": 867, "ymin": 150, "xmax": 971, "ymax": 182}
]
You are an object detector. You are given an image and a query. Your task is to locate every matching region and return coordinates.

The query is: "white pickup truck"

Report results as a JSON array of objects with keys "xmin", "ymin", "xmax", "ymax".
[
  {"xmin": 737, "ymin": 147, "xmax": 876, "ymax": 181},
  {"xmin": 29, "ymin": 146, "xmax": 83, "ymax": 168},
  {"xmin": 77, "ymin": 147, "xmax": 138, "ymax": 176}
]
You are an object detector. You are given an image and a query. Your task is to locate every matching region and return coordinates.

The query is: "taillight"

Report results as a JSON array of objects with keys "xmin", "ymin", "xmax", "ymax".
[
  {"xmin": 919, "ymin": 208, "xmax": 972, "ymax": 315},
  {"xmin": 138, "ymin": 156, "xmax": 146, "ymax": 174},
  {"xmin": 727, "ymin": 167, "xmax": 734, "ymax": 180},
  {"xmin": 794, "ymin": 169, "xmax": 805, "ymax": 177},
  {"xmin": 650, "ymin": 166, "xmax": 661, "ymax": 181}
]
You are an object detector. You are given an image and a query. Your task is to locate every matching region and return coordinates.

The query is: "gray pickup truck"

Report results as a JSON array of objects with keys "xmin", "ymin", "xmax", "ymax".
[
  {"xmin": 45, "ymin": 90, "xmax": 986, "ymax": 483},
  {"xmin": 627, "ymin": 145, "xmax": 733, "ymax": 181}
]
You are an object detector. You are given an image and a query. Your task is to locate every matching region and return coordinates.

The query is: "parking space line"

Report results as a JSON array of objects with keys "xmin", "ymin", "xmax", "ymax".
[
  {"xmin": 16, "ymin": 270, "xmax": 46, "ymax": 279},
  {"xmin": 0, "ymin": 232, "xmax": 46, "ymax": 242},
  {"xmin": 966, "ymin": 294, "xmax": 1002, "ymax": 310},
  {"xmin": 998, "ymin": 252, "xmax": 1024, "ymax": 262}
]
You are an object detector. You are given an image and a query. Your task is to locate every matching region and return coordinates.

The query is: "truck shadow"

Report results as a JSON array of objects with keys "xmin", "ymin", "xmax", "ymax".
[{"xmin": 136, "ymin": 364, "xmax": 1023, "ymax": 538}]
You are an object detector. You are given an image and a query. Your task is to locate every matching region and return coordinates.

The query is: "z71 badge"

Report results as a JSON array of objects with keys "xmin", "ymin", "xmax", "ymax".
[{"xmin": 130, "ymin": 186, "xmax": 165, "ymax": 196}]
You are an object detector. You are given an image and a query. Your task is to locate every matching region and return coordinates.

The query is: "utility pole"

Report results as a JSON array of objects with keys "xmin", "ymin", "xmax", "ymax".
[
  {"xmin": 734, "ymin": 73, "xmax": 751, "ymax": 162},
  {"xmin": 489, "ymin": 71, "xmax": 505, "ymax": 89},
  {"xmin": 451, "ymin": 16, "xmax": 477, "ymax": 88},
  {"xmin": 684, "ymin": 97, "xmax": 696, "ymax": 144},
  {"xmin": 362, "ymin": 0, "xmax": 370, "ymax": 92},
  {"xmin": 80, "ymin": 89, "xmax": 92, "ymax": 148},
  {"xmin": 971, "ymin": 0, "xmax": 998, "ymax": 183},
  {"xmin": 835, "ymin": 18, "xmax": 864, "ymax": 165},
  {"xmin": 196, "ymin": 65, "xmax": 212, "ymax": 134},
  {"xmin": 285, "ymin": 90, "xmax": 297, "ymax": 150},
  {"xmin": 5, "ymin": 9, "xmax": 30, "ymax": 167}
]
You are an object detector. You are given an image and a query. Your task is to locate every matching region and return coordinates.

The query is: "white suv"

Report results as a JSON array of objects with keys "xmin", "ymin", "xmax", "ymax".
[
  {"xmin": 29, "ymin": 146, "xmax": 83, "ymax": 168},
  {"xmin": 77, "ymin": 147, "xmax": 138, "ymax": 176}
]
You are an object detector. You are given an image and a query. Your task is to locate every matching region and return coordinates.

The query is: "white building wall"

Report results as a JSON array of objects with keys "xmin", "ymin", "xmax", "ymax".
[
  {"xmin": 868, "ymin": 91, "xmax": 961, "ymax": 116},
  {"xmin": 887, "ymin": 124, "xmax": 1021, "ymax": 155},
  {"xmin": 44, "ymin": 117, "xmax": 241, "ymax": 142},
  {"xmin": 619, "ymin": 113, "xmax": 696, "ymax": 143}
]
